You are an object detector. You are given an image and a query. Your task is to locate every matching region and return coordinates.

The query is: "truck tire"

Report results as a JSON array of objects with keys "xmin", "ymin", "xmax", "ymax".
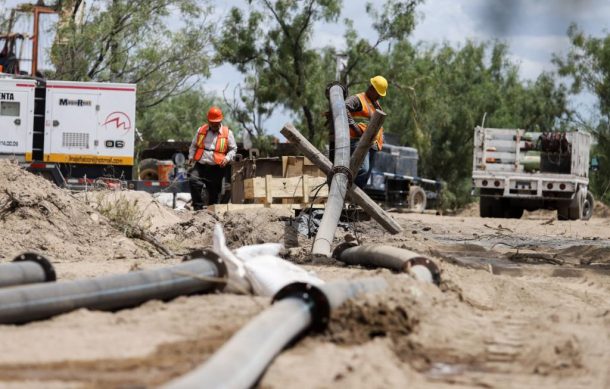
[
  {"xmin": 480, "ymin": 197, "xmax": 494, "ymax": 218},
  {"xmin": 507, "ymin": 206, "xmax": 524, "ymax": 219},
  {"xmin": 581, "ymin": 191, "xmax": 594, "ymax": 221},
  {"xmin": 557, "ymin": 203, "xmax": 570, "ymax": 221},
  {"xmin": 408, "ymin": 186, "xmax": 427, "ymax": 212},
  {"xmin": 139, "ymin": 158, "xmax": 158, "ymax": 180}
]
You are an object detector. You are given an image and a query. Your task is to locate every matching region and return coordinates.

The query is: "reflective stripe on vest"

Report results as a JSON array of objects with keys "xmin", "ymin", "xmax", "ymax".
[
  {"xmin": 351, "ymin": 92, "xmax": 384, "ymax": 150},
  {"xmin": 193, "ymin": 124, "xmax": 230, "ymax": 165}
]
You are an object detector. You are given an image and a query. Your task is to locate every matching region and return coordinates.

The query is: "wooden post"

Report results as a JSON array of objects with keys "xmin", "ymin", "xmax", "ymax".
[
  {"xmin": 349, "ymin": 110, "xmax": 386, "ymax": 174},
  {"xmin": 312, "ymin": 84, "xmax": 351, "ymax": 257},
  {"xmin": 282, "ymin": 123, "xmax": 403, "ymax": 235},
  {"xmin": 265, "ymin": 175, "xmax": 273, "ymax": 204}
]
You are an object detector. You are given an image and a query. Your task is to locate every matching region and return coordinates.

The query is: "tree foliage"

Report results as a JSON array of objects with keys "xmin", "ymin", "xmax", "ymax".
[
  {"xmin": 216, "ymin": 0, "xmax": 341, "ymax": 142},
  {"xmin": 50, "ymin": 0, "xmax": 214, "ymax": 109},
  {"xmin": 379, "ymin": 41, "xmax": 571, "ymax": 208},
  {"xmin": 554, "ymin": 25, "xmax": 610, "ymax": 203},
  {"xmin": 136, "ymin": 89, "xmax": 241, "ymax": 142}
]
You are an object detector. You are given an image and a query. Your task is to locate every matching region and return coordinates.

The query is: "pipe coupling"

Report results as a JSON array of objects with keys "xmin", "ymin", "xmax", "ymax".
[
  {"xmin": 327, "ymin": 165, "xmax": 353, "ymax": 189},
  {"xmin": 12, "ymin": 252, "xmax": 56, "ymax": 282},
  {"xmin": 405, "ymin": 257, "xmax": 441, "ymax": 286},
  {"xmin": 325, "ymin": 81, "xmax": 347, "ymax": 100},
  {"xmin": 272, "ymin": 282, "xmax": 331, "ymax": 332},
  {"xmin": 182, "ymin": 249, "xmax": 229, "ymax": 291}
]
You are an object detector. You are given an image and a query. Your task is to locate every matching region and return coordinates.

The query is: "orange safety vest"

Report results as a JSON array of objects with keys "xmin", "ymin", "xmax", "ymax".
[
  {"xmin": 193, "ymin": 124, "xmax": 230, "ymax": 165},
  {"xmin": 351, "ymin": 92, "xmax": 384, "ymax": 150}
]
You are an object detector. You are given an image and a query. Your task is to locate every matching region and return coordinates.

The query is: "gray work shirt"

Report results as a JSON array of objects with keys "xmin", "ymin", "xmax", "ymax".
[
  {"xmin": 345, "ymin": 94, "xmax": 381, "ymax": 136},
  {"xmin": 188, "ymin": 123, "xmax": 237, "ymax": 165}
]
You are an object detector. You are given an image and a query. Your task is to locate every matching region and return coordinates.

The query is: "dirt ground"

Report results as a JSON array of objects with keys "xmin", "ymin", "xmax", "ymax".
[{"xmin": 1, "ymin": 159, "xmax": 609, "ymax": 388}]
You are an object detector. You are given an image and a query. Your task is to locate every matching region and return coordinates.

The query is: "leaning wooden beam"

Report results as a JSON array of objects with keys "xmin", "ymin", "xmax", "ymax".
[
  {"xmin": 312, "ymin": 84, "xmax": 352, "ymax": 257},
  {"xmin": 349, "ymin": 110, "xmax": 386, "ymax": 174},
  {"xmin": 281, "ymin": 123, "xmax": 403, "ymax": 235}
]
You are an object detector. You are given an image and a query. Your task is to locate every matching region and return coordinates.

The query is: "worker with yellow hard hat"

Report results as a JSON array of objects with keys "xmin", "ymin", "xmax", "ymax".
[
  {"xmin": 345, "ymin": 75, "xmax": 388, "ymax": 188},
  {"xmin": 187, "ymin": 106, "xmax": 237, "ymax": 210}
]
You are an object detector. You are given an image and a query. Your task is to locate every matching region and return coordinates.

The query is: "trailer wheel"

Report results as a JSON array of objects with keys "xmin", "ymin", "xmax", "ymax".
[
  {"xmin": 480, "ymin": 197, "xmax": 493, "ymax": 218},
  {"xmin": 408, "ymin": 186, "xmax": 427, "ymax": 212},
  {"xmin": 557, "ymin": 204, "xmax": 570, "ymax": 221},
  {"xmin": 507, "ymin": 206, "xmax": 524, "ymax": 219},
  {"xmin": 581, "ymin": 191, "xmax": 594, "ymax": 221},
  {"xmin": 139, "ymin": 158, "xmax": 159, "ymax": 180}
]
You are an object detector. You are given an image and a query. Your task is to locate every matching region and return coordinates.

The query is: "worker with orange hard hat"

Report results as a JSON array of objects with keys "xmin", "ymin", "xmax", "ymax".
[
  {"xmin": 345, "ymin": 75, "xmax": 388, "ymax": 188},
  {"xmin": 188, "ymin": 106, "xmax": 237, "ymax": 210}
]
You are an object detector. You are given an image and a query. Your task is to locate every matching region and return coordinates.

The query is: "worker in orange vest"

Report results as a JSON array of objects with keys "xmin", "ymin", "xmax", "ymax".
[
  {"xmin": 345, "ymin": 75, "xmax": 387, "ymax": 188},
  {"xmin": 187, "ymin": 106, "xmax": 237, "ymax": 210}
]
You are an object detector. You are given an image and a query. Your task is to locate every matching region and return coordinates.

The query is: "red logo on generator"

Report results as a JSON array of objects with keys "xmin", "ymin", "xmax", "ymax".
[{"xmin": 103, "ymin": 112, "xmax": 132, "ymax": 131}]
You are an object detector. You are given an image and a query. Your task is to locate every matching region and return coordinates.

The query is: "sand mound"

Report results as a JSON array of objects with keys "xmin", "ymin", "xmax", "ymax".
[
  {"xmin": 593, "ymin": 200, "xmax": 610, "ymax": 218},
  {"xmin": 222, "ymin": 208, "xmax": 292, "ymax": 248},
  {"xmin": 75, "ymin": 190, "xmax": 182, "ymax": 231},
  {"xmin": 0, "ymin": 160, "xmax": 148, "ymax": 262}
]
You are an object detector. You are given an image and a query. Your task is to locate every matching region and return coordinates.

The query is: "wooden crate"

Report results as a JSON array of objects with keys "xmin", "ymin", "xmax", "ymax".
[
  {"xmin": 282, "ymin": 156, "xmax": 325, "ymax": 178},
  {"xmin": 244, "ymin": 174, "xmax": 328, "ymax": 204},
  {"xmin": 209, "ymin": 203, "xmax": 325, "ymax": 214}
]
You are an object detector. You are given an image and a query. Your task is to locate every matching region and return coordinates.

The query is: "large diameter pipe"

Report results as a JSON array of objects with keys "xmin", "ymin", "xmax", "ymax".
[
  {"xmin": 349, "ymin": 110, "xmax": 386, "ymax": 174},
  {"xmin": 312, "ymin": 84, "xmax": 351, "ymax": 257},
  {"xmin": 0, "ymin": 252, "xmax": 227, "ymax": 324},
  {"xmin": 164, "ymin": 277, "xmax": 387, "ymax": 389},
  {"xmin": 334, "ymin": 244, "xmax": 441, "ymax": 285},
  {"xmin": 0, "ymin": 253, "xmax": 56, "ymax": 288},
  {"xmin": 281, "ymin": 123, "xmax": 402, "ymax": 234}
]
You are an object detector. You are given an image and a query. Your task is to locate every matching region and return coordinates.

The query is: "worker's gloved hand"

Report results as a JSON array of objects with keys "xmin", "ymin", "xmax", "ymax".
[
  {"xmin": 186, "ymin": 159, "xmax": 195, "ymax": 169},
  {"xmin": 220, "ymin": 157, "xmax": 230, "ymax": 167}
]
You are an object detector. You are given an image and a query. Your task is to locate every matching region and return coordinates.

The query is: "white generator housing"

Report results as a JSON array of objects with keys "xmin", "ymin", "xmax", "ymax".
[
  {"xmin": 0, "ymin": 77, "xmax": 136, "ymax": 167},
  {"xmin": 0, "ymin": 78, "xmax": 35, "ymax": 160}
]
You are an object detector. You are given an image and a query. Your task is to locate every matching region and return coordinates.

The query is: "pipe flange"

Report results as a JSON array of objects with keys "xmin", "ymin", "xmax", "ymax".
[
  {"xmin": 12, "ymin": 252, "xmax": 56, "ymax": 282},
  {"xmin": 405, "ymin": 257, "xmax": 441, "ymax": 286},
  {"xmin": 327, "ymin": 165, "xmax": 353, "ymax": 189},
  {"xmin": 273, "ymin": 282, "xmax": 331, "ymax": 332},
  {"xmin": 332, "ymin": 241, "xmax": 358, "ymax": 260},
  {"xmin": 325, "ymin": 81, "xmax": 347, "ymax": 99},
  {"xmin": 183, "ymin": 249, "xmax": 228, "ymax": 291}
]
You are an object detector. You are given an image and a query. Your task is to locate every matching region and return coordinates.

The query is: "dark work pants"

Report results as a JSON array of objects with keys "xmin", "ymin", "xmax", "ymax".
[
  {"xmin": 189, "ymin": 163, "xmax": 226, "ymax": 209},
  {"xmin": 350, "ymin": 139, "xmax": 377, "ymax": 189}
]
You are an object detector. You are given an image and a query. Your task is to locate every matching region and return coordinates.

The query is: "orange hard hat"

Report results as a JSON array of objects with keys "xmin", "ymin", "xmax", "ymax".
[{"xmin": 207, "ymin": 106, "xmax": 223, "ymax": 123}]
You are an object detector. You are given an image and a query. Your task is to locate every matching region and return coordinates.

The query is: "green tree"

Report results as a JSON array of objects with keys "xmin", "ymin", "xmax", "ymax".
[
  {"xmin": 50, "ymin": 0, "xmax": 214, "ymax": 110},
  {"xmin": 554, "ymin": 25, "xmax": 610, "ymax": 203},
  {"xmin": 216, "ymin": 0, "xmax": 342, "ymax": 142},
  {"xmin": 216, "ymin": 0, "xmax": 422, "ymax": 145},
  {"xmin": 136, "ymin": 89, "xmax": 241, "ymax": 142},
  {"xmin": 381, "ymin": 41, "xmax": 570, "ymax": 208}
]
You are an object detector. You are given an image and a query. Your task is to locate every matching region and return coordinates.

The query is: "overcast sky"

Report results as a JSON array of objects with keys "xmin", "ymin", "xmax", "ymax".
[{"xmin": 4, "ymin": 0, "xmax": 609, "ymax": 136}]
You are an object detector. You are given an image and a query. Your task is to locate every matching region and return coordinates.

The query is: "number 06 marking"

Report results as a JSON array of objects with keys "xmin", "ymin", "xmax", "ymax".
[{"xmin": 105, "ymin": 140, "xmax": 125, "ymax": 148}]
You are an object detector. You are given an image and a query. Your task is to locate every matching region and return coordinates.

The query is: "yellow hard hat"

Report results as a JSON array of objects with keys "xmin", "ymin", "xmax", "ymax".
[{"xmin": 370, "ymin": 75, "xmax": 388, "ymax": 97}]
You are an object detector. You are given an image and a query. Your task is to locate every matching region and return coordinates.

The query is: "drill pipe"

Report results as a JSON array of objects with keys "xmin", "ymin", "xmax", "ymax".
[
  {"xmin": 0, "ymin": 253, "xmax": 56, "ymax": 288},
  {"xmin": 163, "ymin": 277, "xmax": 387, "ymax": 389},
  {"xmin": 280, "ymin": 123, "xmax": 402, "ymax": 234},
  {"xmin": 0, "ymin": 253, "xmax": 226, "ymax": 324},
  {"xmin": 312, "ymin": 83, "xmax": 351, "ymax": 257},
  {"xmin": 334, "ymin": 244, "xmax": 441, "ymax": 285}
]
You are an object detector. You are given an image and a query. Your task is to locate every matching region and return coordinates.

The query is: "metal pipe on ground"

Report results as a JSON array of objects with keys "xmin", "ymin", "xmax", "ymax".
[
  {"xmin": 349, "ymin": 110, "xmax": 386, "ymax": 174},
  {"xmin": 0, "ymin": 250, "xmax": 227, "ymax": 324},
  {"xmin": 312, "ymin": 83, "xmax": 351, "ymax": 258},
  {"xmin": 281, "ymin": 123, "xmax": 402, "ymax": 234},
  {"xmin": 333, "ymin": 244, "xmax": 441, "ymax": 285},
  {"xmin": 0, "ymin": 252, "xmax": 56, "ymax": 288},
  {"xmin": 163, "ymin": 277, "xmax": 387, "ymax": 389}
]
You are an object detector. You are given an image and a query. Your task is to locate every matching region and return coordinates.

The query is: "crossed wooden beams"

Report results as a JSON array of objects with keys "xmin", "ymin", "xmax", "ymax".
[{"xmin": 280, "ymin": 84, "xmax": 403, "ymax": 258}]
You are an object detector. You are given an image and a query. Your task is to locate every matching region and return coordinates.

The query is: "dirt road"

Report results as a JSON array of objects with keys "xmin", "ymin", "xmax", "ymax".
[{"xmin": 0, "ymin": 161, "xmax": 609, "ymax": 388}]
